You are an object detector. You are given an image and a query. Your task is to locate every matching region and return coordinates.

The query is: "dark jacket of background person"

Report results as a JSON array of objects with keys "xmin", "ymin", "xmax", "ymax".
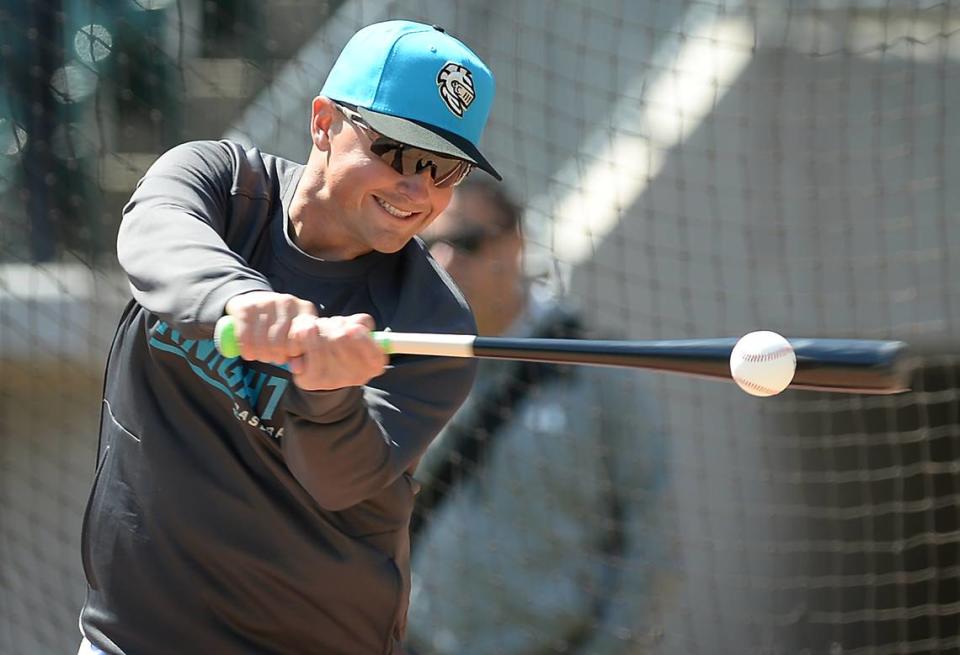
[{"xmin": 407, "ymin": 286, "xmax": 670, "ymax": 654}]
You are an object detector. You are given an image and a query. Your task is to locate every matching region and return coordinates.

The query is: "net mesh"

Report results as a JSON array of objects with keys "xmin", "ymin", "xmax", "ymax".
[{"xmin": 2, "ymin": 1, "xmax": 959, "ymax": 653}]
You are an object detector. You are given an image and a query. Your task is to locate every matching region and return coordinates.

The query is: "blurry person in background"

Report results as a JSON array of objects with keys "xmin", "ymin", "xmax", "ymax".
[{"xmin": 406, "ymin": 178, "xmax": 672, "ymax": 654}]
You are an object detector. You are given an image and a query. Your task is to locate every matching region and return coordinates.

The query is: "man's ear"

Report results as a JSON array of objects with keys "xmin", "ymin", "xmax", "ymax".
[{"xmin": 310, "ymin": 96, "xmax": 337, "ymax": 150}]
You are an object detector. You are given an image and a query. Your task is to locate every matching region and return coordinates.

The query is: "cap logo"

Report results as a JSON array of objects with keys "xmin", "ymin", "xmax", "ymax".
[{"xmin": 437, "ymin": 62, "xmax": 475, "ymax": 118}]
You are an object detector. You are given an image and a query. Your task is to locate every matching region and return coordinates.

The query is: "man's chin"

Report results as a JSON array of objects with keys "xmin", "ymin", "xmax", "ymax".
[{"xmin": 371, "ymin": 235, "xmax": 414, "ymax": 255}]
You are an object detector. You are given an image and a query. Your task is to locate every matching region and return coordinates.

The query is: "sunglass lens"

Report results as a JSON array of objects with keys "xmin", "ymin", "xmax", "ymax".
[
  {"xmin": 430, "ymin": 159, "xmax": 467, "ymax": 188},
  {"xmin": 370, "ymin": 137, "xmax": 472, "ymax": 188},
  {"xmin": 435, "ymin": 161, "xmax": 473, "ymax": 188}
]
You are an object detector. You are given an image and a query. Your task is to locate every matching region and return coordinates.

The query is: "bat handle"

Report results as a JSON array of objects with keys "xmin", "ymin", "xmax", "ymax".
[{"xmin": 213, "ymin": 316, "xmax": 393, "ymax": 358}]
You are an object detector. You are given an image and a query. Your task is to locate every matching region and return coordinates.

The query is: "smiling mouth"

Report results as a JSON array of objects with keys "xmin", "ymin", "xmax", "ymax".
[{"xmin": 374, "ymin": 196, "xmax": 417, "ymax": 219}]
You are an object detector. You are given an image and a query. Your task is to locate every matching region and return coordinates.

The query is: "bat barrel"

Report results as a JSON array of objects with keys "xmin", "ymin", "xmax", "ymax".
[
  {"xmin": 471, "ymin": 336, "xmax": 912, "ymax": 394},
  {"xmin": 789, "ymin": 338, "xmax": 911, "ymax": 394}
]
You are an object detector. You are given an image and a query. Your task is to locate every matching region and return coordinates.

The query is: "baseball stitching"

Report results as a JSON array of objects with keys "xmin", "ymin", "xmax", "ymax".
[
  {"xmin": 733, "ymin": 376, "xmax": 781, "ymax": 396},
  {"xmin": 739, "ymin": 347, "xmax": 795, "ymax": 363}
]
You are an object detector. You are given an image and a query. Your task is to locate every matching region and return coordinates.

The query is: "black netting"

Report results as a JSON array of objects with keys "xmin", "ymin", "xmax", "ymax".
[{"xmin": 2, "ymin": 2, "xmax": 959, "ymax": 653}]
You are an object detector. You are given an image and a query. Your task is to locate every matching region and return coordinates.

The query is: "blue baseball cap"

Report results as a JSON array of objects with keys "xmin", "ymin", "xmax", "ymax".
[{"xmin": 320, "ymin": 20, "xmax": 501, "ymax": 181}]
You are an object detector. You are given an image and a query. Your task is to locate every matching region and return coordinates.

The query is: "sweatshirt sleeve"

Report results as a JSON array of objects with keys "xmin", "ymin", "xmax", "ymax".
[
  {"xmin": 281, "ymin": 353, "xmax": 478, "ymax": 511},
  {"xmin": 116, "ymin": 141, "xmax": 273, "ymax": 337}
]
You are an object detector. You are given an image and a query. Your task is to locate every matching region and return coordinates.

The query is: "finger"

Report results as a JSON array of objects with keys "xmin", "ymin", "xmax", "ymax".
[
  {"xmin": 243, "ymin": 305, "xmax": 274, "ymax": 359},
  {"xmin": 296, "ymin": 299, "xmax": 319, "ymax": 317},
  {"xmin": 239, "ymin": 316, "xmax": 266, "ymax": 361},
  {"xmin": 285, "ymin": 296, "xmax": 317, "ymax": 364},
  {"xmin": 335, "ymin": 318, "xmax": 386, "ymax": 372},
  {"xmin": 285, "ymin": 315, "xmax": 315, "ymax": 359},
  {"xmin": 266, "ymin": 307, "xmax": 292, "ymax": 362},
  {"xmin": 266, "ymin": 295, "xmax": 307, "ymax": 360},
  {"xmin": 288, "ymin": 354, "xmax": 306, "ymax": 376},
  {"xmin": 351, "ymin": 327, "xmax": 387, "ymax": 367},
  {"xmin": 343, "ymin": 333, "xmax": 388, "ymax": 382},
  {"xmin": 350, "ymin": 313, "xmax": 377, "ymax": 332},
  {"xmin": 364, "ymin": 341, "xmax": 389, "ymax": 374},
  {"xmin": 292, "ymin": 320, "xmax": 327, "ymax": 389}
]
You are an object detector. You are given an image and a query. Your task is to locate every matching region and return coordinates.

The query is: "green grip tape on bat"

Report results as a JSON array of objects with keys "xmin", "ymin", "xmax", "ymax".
[{"xmin": 213, "ymin": 316, "xmax": 393, "ymax": 358}]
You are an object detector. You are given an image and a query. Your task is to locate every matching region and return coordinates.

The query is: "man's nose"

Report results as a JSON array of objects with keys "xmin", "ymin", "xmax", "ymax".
[{"xmin": 397, "ymin": 167, "xmax": 434, "ymax": 199}]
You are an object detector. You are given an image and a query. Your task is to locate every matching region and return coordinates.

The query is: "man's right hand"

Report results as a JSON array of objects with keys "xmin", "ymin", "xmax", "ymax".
[
  {"xmin": 224, "ymin": 291, "xmax": 318, "ymax": 365},
  {"xmin": 224, "ymin": 292, "xmax": 387, "ymax": 390},
  {"xmin": 285, "ymin": 313, "xmax": 388, "ymax": 391}
]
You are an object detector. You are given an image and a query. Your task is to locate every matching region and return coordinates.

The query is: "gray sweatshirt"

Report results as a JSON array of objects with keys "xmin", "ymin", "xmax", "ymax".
[
  {"xmin": 79, "ymin": 141, "xmax": 477, "ymax": 655},
  {"xmin": 407, "ymin": 293, "xmax": 669, "ymax": 654}
]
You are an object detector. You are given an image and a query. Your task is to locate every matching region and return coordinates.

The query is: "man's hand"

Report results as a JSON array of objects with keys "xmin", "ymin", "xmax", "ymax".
[
  {"xmin": 285, "ymin": 313, "xmax": 387, "ymax": 391},
  {"xmin": 224, "ymin": 291, "xmax": 318, "ymax": 365}
]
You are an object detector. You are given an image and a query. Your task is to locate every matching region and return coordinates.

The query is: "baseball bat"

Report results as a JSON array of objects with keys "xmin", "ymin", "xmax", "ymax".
[{"xmin": 213, "ymin": 317, "xmax": 911, "ymax": 394}]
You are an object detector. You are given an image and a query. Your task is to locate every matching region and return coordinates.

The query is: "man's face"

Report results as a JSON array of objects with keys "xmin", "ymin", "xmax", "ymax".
[{"xmin": 312, "ymin": 99, "xmax": 456, "ymax": 257}]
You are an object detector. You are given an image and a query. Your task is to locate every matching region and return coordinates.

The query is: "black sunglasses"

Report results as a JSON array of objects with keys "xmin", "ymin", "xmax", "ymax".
[
  {"xmin": 422, "ymin": 226, "xmax": 501, "ymax": 254},
  {"xmin": 335, "ymin": 103, "xmax": 474, "ymax": 189}
]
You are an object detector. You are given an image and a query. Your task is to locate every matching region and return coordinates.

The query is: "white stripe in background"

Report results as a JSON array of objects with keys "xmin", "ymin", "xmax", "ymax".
[
  {"xmin": 223, "ymin": 0, "xmax": 459, "ymax": 161},
  {"xmin": 528, "ymin": 16, "xmax": 755, "ymax": 272}
]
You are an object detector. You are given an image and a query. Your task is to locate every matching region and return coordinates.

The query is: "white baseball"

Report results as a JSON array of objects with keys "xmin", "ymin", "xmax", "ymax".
[{"xmin": 729, "ymin": 331, "xmax": 796, "ymax": 397}]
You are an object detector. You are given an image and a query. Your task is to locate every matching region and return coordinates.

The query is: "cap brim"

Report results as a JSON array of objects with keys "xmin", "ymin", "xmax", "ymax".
[{"xmin": 355, "ymin": 106, "xmax": 502, "ymax": 181}]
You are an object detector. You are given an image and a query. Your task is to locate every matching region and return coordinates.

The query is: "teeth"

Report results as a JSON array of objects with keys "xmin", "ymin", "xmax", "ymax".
[{"xmin": 376, "ymin": 197, "xmax": 415, "ymax": 218}]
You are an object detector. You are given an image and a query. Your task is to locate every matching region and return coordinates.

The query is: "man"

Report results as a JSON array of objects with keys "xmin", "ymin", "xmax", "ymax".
[
  {"xmin": 406, "ymin": 179, "xmax": 669, "ymax": 654},
  {"xmin": 78, "ymin": 21, "xmax": 499, "ymax": 655}
]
